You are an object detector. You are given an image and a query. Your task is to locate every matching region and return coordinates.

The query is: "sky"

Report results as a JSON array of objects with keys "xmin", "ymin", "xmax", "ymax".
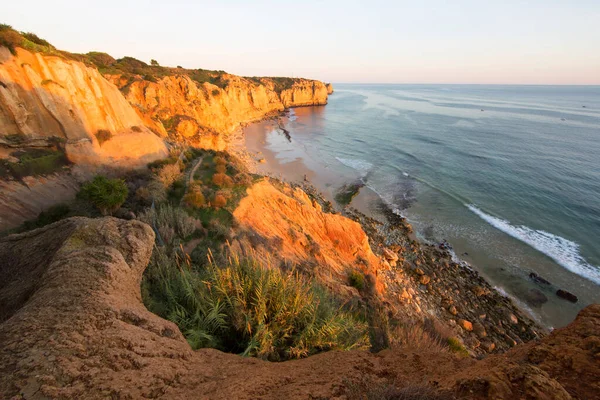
[{"xmin": 3, "ymin": 0, "xmax": 600, "ymax": 84}]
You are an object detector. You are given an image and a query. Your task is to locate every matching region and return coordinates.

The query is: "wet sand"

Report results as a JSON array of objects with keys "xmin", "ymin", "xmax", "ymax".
[{"xmin": 232, "ymin": 113, "xmax": 384, "ymax": 221}]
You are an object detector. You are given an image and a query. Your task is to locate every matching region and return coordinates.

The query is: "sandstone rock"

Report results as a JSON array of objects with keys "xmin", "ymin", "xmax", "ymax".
[
  {"xmin": 420, "ymin": 275, "xmax": 431, "ymax": 285},
  {"xmin": 415, "ymin": 268, "xmax": 425, "ymax": 275},
  {"xmin": 0, "ymin": 48, "xmax": 168, "ymax": 167},
  {"xmin": 472, "ymin": 322, "xmax": 487, "ymax": 338},
  {"xmin": 481, "ymin": 341, "xmax": 496, "ymax": 353},
  {"xmin": 459, "ymin": 319, "xmax": 474, "ymax": 331},
  {"xmin": 448, "ymin": 305, "xmax": 458, "ymax": 316},
  {"xmin": 382, "ymin": 248, "xmax": 398, "ymax": 262},
  {"xmin": 472, "ymin": 286, "xmax": 486, "ymax": 297}
]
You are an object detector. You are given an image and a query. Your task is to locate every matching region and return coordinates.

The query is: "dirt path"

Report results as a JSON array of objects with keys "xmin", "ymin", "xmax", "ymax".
[{"xmin": 180, "ymin": 156, "xmax": 203, "ymax": 206}]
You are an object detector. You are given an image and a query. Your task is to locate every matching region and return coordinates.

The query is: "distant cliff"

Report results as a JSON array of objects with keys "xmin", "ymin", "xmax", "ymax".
[
  {"xmin": 110, "ymin": 73, "xmax": 328, "ymax": 150},
  {"xmin": 0, "ymin": 26, "xmax": 331, "ymax": 161}
]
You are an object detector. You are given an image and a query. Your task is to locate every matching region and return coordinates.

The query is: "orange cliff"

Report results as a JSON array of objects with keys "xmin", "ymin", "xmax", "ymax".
[
  {"xmin": 0, "ymin": 48, "xmax": 168, "ymax": 167},
  {"xmin": 113, "ymin": 74, "xmax": 329, "ymax": 150}
]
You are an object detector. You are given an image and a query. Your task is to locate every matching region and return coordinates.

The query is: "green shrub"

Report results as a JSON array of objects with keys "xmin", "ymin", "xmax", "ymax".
[
  {"xmin": 142, "ymin": 253, "xmax": 368, "ymax": 360},
  {"xmin": 348, "ymin": 270, "xmax": 365, "ymax": 291},
  {"xmin": 95, "ymin": 129, "xmax": 112, "ymax": 146},
  {"xmin": 21, "ymin": 32, "xmax": 51, "ymax": 47},
  {"xmin": 447, "ymin": 337, "xmax": 469, "ymax": 357},
  {"xmin": 183, "ymin": 186, "xmax": 206, "ymax": 209},
  {"xmin": 7, "ymin": 149, "xmax": 68, "ymax": 178},
  {"xmin": 79, "ymin": 176, "xmax": 128, "ymax": 215},
  {"xmin": 21, "ymin": 203, "xmax": 70, "ymax": 231}
]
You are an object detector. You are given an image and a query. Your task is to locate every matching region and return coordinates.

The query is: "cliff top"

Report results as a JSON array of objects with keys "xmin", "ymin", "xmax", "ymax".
[{"xmin": 1, "ymin": 216, "xmax": 598, "ymax": 399}]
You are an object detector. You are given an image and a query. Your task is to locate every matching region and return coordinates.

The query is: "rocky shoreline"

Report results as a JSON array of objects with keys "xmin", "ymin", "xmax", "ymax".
[
  {"xmin": 231, "ymin": 121, "xmax": 545, "ymax": 356},
  {"xmin": 299, "ymin": 180, "xmax": 545, "ymax": 356}
]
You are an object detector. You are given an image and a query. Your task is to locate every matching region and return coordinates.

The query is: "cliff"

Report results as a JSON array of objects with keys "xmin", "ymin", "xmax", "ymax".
[
  {"xmin": 0, "ymin": 47, "xmax": 168, "ymax": 167},
  {"xmin": 1, "ymin": 216, "xmax": 598, "ymax": 399},
  {"xmin": 113, "ymin": 74, "xmax": 328, "ymax": 149}
]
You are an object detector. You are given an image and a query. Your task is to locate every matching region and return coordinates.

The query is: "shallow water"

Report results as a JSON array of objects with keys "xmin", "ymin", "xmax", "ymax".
[{"xmin": 243, "ymin": 84, "xmax": 600, "ymax": 328}]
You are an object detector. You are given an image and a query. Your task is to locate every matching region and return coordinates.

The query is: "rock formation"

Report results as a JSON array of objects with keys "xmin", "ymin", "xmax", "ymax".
[
  {"xmin": 1, "ymin": 216, "xmax": 598, "ymax": 399},
  {"xmin": 116, "ymin": 75, "xmax": 328, "ymax": 149},
  {"xmin": 0, "ymin": 48, "xmax": 168, "ymax": 167}
]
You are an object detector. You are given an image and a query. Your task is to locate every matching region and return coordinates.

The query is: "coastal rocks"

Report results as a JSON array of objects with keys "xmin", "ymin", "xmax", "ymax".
[
  {"xmin": 556, "ymin": 289, "xmax": 578, "ymax": 303},
  {"xmin": 326, "ymin": 83, "xmax": 334, "ymax": 94},
  {"xmin": 419, "ymin": 275, "xmax": 431, "ymax": 285},
  {"xmin": 529, "ymin": 272, "xmax": 551, "ymax": 285},
  {"xmin": 382, "ymin": 248, "xmax": 398, "ymax": 267},
  {"xmin": 459, "ymin": 319, "xmax": 474, "ymax": 331}
]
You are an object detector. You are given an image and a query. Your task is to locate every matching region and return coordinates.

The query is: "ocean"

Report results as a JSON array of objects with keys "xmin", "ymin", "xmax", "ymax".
[{"xmin": 243, "ymin": 84, "xmax": 600, "ymax": 328}]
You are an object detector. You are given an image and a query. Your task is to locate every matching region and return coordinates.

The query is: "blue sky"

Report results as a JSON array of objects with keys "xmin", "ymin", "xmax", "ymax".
[{"xmin": 4, "ymin": 0, "xmax": 600, "ymax": 84}]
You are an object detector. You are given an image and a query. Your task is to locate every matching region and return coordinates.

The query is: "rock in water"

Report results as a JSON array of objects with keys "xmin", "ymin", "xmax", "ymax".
[
  {"xmin": 524, "ymin": 288, "xmax": 549, "ymax": 307},
  {"xmin": 556, "ymin": 289, "xmax": 578, "ymax": 303},
  {"xmin": 529, "ymin": 272, "xmax": 551, "ymax": 286}
]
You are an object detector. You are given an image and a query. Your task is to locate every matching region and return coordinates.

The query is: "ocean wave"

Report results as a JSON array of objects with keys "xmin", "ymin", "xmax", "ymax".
[
  {"xmin": 335, "ymin": 157, "xmax": 373, "ymax": 176},
  {"xmin": 467, "ymin": 204, "xmax": 600, "ymax": 285}
]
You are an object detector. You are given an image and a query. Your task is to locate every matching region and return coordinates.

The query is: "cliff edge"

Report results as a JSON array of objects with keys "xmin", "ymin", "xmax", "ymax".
[{"xmin": 1, "ymin": 217, "xmax": 598, "ymax": 399}]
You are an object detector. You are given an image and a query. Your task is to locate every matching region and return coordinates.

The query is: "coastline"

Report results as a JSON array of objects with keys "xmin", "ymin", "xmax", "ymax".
[{"xmin": 231, "ymin": 108, "xmax": 549, "ymax": 354}]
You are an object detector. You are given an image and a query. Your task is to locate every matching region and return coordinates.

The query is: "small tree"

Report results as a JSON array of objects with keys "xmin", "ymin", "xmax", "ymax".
[
  {"xmin": 150, "ymin": 59, "xmax": 159, "ymax": 66},
  {"xmin": 79, "ymin": 176, "xmax": 129, "ymax": 215}
]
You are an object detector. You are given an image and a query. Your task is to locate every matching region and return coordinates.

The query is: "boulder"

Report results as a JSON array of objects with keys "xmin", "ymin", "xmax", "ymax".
[{"xmin": 459, "ymin": 319, "xmax": 474, "ymax": 331}]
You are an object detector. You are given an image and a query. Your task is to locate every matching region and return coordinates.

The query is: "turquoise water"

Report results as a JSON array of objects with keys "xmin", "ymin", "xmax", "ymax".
[{"xmin": 247, "ymin": 84, "xmax": 600, "ymax": 328}]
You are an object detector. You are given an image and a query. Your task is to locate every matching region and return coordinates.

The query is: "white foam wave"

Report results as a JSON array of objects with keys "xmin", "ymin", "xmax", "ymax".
[
  {"xmin": 335, "ymin": 157, "xmax": 373, "ymax": 176},
  {"xmin": 467, "ymin": 204, "xmax": 600, "ymax": 285}
]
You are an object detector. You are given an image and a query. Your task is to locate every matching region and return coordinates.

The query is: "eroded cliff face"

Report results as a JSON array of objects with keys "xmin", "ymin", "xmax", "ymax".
[
  {"xmin": 0, "ymin": 47, "xmax": 167, "ymax": 167},
  {"xmin": 114, "ymin": 74, "xmax": 329, "ymax": 149},
  {"xmin": 0, "ymin": 216, "xmax": 597, "ymax": 399},
  {"xmin": 232, "ymin": 180, "xmax": 384, "ymax": 296}
]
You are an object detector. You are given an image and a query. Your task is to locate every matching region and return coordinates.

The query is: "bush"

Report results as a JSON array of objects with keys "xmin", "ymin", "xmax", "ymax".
[
  {"xmin": 348, "ymin": 271, "xmax": 365, "ymax": 291},
  {"xmin": 215, "ymin": 164, "xmax": 226, "ymax": 174},
  {"xmin": 213, "ymin": 156, "xmax": 227, "ymax": 165},
  {"xmin": 21, "ymin": 32, "xmax": 51, "ymax": 47},
  {"xmin": 212, "ymin": 173, "xmax": 233, "ymax": 187},
  {"xmin": 212, "ymin": 193, "xmax": 227, "ymax": 208},
  {"xmin": 156, "ymin": 163, "xmax": 182, "ymax": 188},
  {"xmin": 21, "ymin": 203, "xmax": 70, "ymax": 231},
  {"xmin": 0, "ymin": 28, "xmax": 22, "ymax": 55},
  {"xmin": 95, "ymin": 129, "xmax": 112, "ymax": 146},
  {"xmin": 142, "ymin": 253, "xmax": 368, "ymax": 360},
  {"xmin": 447, "ymin": 337, "xmax": 469, "ymax": 357},
  {"xmin": 79, "ymin": 176, "xmax": 128, "ymax": 215},
  {"xmin": 138, "ymin": 203, "xmax": 196, "ymax": 243},
  {"xmin": 183, "ymin": 186, "xmax": 206, "ymax": 209},
  {"xmin": 131, "ymin": 125, "xmax": 142, "ymax": 132},
  {"xmin": 6, "ymin": 150, "xmax": 68, "ymax": 178}
]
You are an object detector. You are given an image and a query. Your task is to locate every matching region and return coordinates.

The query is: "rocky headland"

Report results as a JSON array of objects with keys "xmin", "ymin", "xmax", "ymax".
[{"xmin": 0, "ymin": 24, "xmax": 598, "ymax": 400}]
